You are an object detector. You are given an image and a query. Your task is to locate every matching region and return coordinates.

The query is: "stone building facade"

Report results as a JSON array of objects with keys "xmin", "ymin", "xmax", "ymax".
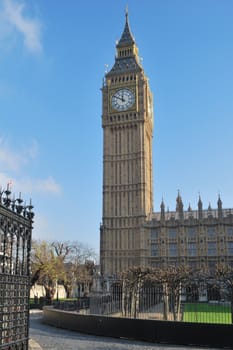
[
  {"xmin": 145, "ymin": 194, "xmax": 233, "ymax": 273},
  {"xmin": 100, "ymin": 12, "xmax": 233, "ymax": 276}
]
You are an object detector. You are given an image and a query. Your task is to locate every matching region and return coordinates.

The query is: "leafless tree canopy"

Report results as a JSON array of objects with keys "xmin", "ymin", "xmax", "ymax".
[{"xmin": 30, "ymin": 239, "xmax": 97, "ymax": 300}]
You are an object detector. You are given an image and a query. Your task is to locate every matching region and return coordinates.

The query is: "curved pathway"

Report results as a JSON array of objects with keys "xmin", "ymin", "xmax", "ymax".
[{"xmin": 29, "ymin": 310, "xmax": 221, "ymax": 350}]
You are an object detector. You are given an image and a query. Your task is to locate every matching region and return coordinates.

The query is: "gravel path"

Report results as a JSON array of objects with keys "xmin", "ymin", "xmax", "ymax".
[{"xmin": 29, "ymin": 310, "xmax": 221, "ymax": 350}]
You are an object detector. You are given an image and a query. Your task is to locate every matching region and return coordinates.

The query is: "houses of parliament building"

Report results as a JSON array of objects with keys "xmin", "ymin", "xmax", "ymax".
[{"xmin": 100, "ymin": 12, "xmax": 233, "ymax": 277}]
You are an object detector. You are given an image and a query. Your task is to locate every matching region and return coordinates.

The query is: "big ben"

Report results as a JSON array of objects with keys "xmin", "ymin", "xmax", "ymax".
[{"xmin": 100, "ymin": 11, "xmax": 154, "ymax": 276}]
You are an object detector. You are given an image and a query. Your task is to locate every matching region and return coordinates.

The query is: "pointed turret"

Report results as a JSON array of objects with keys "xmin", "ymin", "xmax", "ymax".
[
  {"xmin": 160, "ymin": 198, "xmax": 165, "ymax": 222},
  {"xmin": 207, "ymin": 202, "xmax": 213, "ymax": 217},
  {"xmin": 176, "ymin": 191, "xmax": 184, "ymax": 220},
  {"xmin": 107, "ymin": 10, "xmax": 142, "ymax": 75},
  {"xmin": 188, "ymin": 203, "xmax": 193, "ymax": 218},
  {"xmin": 198, "ymin": 195, "xmax": 203, "ymax": 219},
  {"xmin": 117, "ymin": 9, "xmax": 135, "ymax": 48},
  {"xmin": 217, "ymin": 194, "xmax": 223, "ymax": 219},
  {"xmin": 188, "ymin": 203, "xmax": 192, "ymax": 211}
]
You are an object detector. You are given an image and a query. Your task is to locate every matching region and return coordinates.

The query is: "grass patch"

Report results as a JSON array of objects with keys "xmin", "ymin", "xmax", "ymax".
[{"xmin": 183, "ymin": 302, "xmax": 231, "ymax": 324}]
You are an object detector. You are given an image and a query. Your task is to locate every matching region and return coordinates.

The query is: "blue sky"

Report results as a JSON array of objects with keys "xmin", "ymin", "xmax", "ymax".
[{"xmin": 0, "ymin": 0, "xmax": 233, "ymax": 254}]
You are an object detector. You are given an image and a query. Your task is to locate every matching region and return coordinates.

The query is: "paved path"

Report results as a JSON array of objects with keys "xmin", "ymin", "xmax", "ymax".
[{"xmin": 29, "ymin": 310, "xmax": 221, "ymax": 350}]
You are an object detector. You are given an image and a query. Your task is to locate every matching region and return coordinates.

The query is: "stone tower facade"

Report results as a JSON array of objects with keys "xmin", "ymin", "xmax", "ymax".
[
  {"xmin": 100, "ymin": 12, "xmax": 233, "ymax": 277},
  {"xmin": 100, "ymin": 12, "xmax": 153, "ymax": 275}
]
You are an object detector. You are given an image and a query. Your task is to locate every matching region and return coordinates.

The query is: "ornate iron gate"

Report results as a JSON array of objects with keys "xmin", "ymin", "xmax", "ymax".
[{"xmin": 0, "ymin": 186, "xmax": 34, "ymax": 349}]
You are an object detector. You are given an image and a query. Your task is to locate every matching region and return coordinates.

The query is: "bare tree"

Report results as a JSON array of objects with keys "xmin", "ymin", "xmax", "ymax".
[
  {"xmin": 156, "ymin": 265, "xmax": 191, "ymax": 321},
  {"xmin": 142, "ymin": 265, "xmax": 192, "ymax": 321},
  {"xmin": 60, "ymin": 241, "xmax": 97, "ymax": 297},
  {"xmin": 51, "ymin": 241, "xmax": 76, "ymax": 298},
  {"xmin": 76, "ymin": 260, "xmax": 95, "ymax": 296},
  {"xmin": 31, "ymin": 240, "xmax": 97, "ymax": 300},
  {"xmin": 31, "ymin": 240, "xmax": 65, "ymax": 301},
  {"xmin": 121, "ymin": 266, "xmax": 151, "ymax": 318}
]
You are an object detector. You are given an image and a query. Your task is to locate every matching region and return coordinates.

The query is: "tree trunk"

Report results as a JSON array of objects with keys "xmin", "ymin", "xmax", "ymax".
[
  {"xmin": 135, "ymin": 283, "xmax": 141, "ymax": 318},
  {"xmin": 131, "ymin": 290, "xmax": 135, "ymax": 318},
  {"xmin": 122, "ymin": 280, "xmax": 126, "ymax": 316},
  {"xmin": 163, "ymin": 283, "xmax": 169, "ymax": 320},
  {"xmin": 63, "ymin": 283, "xmax": 71, "ymax": 299},
  {"xmin": 173, "ymin": 283, "xmax": 182, "ymax": 321},
  {"xmin": 44, "ymin": 284, "xmax": 56, "ymax": 302}
]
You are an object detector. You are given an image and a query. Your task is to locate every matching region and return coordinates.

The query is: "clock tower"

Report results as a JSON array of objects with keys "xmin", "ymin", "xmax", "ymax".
[{"xmin": 100, "ymin": 11, "xmax": 154, "ymax": 276}]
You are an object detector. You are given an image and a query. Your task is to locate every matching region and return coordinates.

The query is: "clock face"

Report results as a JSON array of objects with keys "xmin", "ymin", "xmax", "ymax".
[{"xmin": 111, "ymin": 88, "xmax": 135, "ymax": 111}]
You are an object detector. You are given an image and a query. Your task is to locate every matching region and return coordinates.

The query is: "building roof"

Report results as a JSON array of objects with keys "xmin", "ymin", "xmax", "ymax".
[
  {"xmin": 116, "ymin": 11, "xmax": 135, "ymax": 48},
  {"xmin": 106, "ymin": 11, "xmax": 142, "ymax": 76}
]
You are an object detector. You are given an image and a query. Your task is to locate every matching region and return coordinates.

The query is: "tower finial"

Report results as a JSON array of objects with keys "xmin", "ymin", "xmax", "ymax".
[
  {"xmin": 117, "ymin": 6, "xmax": 135, "ymax": 48},
  {"xmin": 125, "ymin": 5, "xmax": 129, "ymax": 19}
]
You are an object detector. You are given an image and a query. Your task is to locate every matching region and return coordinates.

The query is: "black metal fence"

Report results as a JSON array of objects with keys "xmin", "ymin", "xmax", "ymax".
[
  {"xmin": 53, "ymin": 281, "xmax": 232, "ymax": 325},
  {"xmin": 52, "ymin": 298, "xmax": 90, "ymax": 312},
  {"xmin": 0, "ymin": 187, "xmax": 34, "ymax": 349},
  {"xmin": 88, "ymin": 283, "xmax": 232, "ymax": 324}
]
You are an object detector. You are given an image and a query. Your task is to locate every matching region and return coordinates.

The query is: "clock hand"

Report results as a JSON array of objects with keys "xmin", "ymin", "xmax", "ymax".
[{"xmin": 114, "ymin": 95, "xmax": 125, "ymax": 102}]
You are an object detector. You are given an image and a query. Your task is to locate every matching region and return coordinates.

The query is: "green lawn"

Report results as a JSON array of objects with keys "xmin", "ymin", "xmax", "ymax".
[{"xmin": 183, "ymin": 302, "xmax": 232, "ymax": 324}]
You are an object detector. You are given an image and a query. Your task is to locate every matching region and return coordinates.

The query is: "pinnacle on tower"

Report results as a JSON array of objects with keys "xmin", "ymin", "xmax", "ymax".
[
  {"xmin": 218, "ymin": 194, "xmax": 223, "ymax": 219},
  {"xmin": 217, "ymin": 194, "xmax": 222, "ymax": 208},
  {"xmin": 176, "ymin": 191, "xmax": 184, "ymax": 220},
  {"xmin": 106, "ymin": 9, "xmax": 142, "ymax": 76},
  {"xmin": 198, "ymin": 194, "xmax": 203, "ymax": 208},
  {"xmin": 160, "ymin": 198, "xmax": 165, "ymax": 221},
  {"xmin": 117, "ymin": 9, "xmax": 135, "ymax": 48},
  {"xmin": 176, "ymin": 190, "xmax": 183, "ymax": 209},
  {"xmin": 198, "ymin": 195, "xmax": 203, "ymax": 219},
  {"xmin": 207, "ymin": 203, "xmax": 212, "ymax": 217}
]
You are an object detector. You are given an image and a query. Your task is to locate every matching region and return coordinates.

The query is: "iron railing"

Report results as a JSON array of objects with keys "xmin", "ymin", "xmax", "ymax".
[
  {"xmin": 54, "ymin": 282, "xmax": 232, "ymax": 325},
  {"xmin": 88, "ymin": 282, "xmax": 232, "ymax": 324},
  {"xmin": 0, "ymin": 187, "xmax": 34, "ymax": 349}
]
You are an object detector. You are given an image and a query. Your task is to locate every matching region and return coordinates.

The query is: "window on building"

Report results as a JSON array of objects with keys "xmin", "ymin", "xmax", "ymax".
[
  {"xmin": 227, "ymin": 242, "xmax": 233, "ymax": 256},
  {"xmin": 207, "ymin": 227, "xmax": 216, "ymax": 238},
  {"xmin": 208, "ymin": 242, "xmax": 217, "ymax": 256},
  {"xmin": 151, "ymin": 230, "xmax": 158, "ymax": 240},
  {"xmin": 169, "ymin": 243, "xmax": 177, "ymax": 256},
  {"xmin": 187, "ymin": 227, "xmax": 196, "ymax": 239},
  {"xmin": 188, "ymin": 243, "xmax": 197, "ymax": 256},
  {"xmin": 151, "ymin": 243, "xmax": 158, "ymax": 256},
  {"xmin": 168, "ymin": 229, "xmax": 177, "ymax": 239},
  {"xmin": 227, "ymin": 227, "xmax": 233, "ymax": 236}
]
